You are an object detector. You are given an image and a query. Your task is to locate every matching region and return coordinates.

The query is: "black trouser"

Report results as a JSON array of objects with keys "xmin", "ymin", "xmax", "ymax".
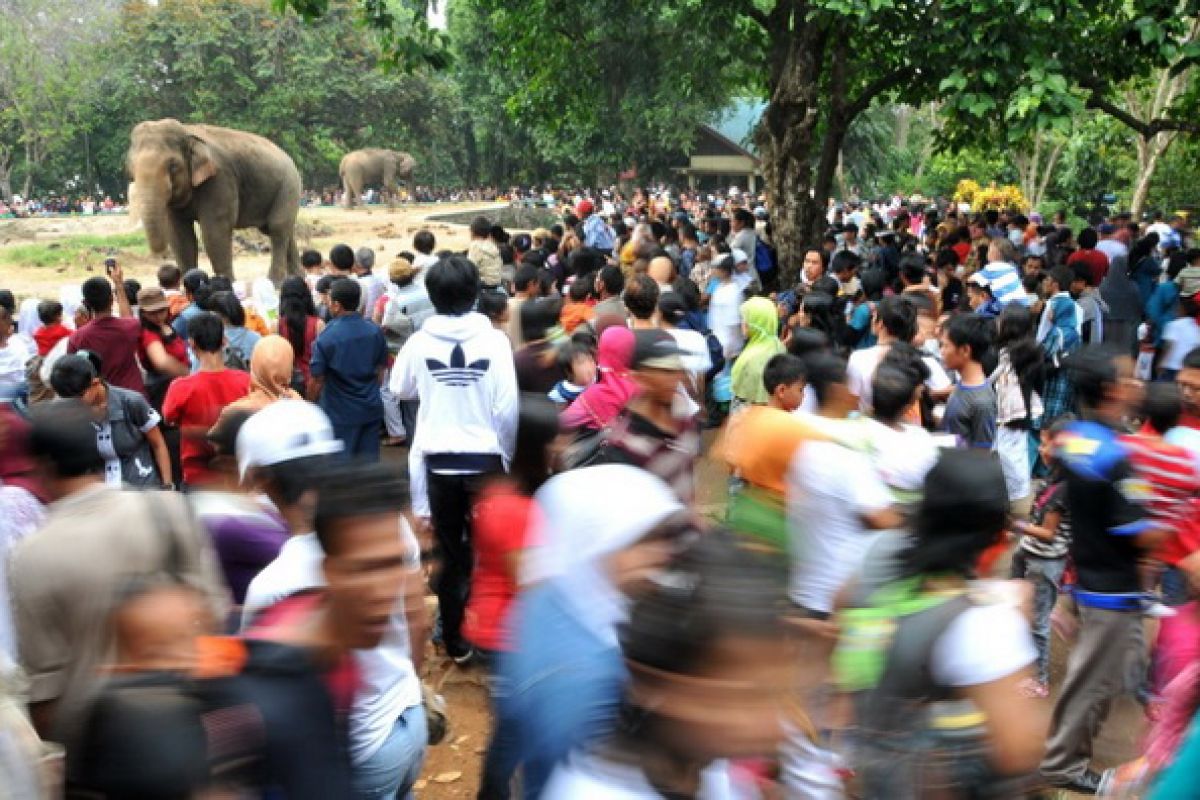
[{"xmin": 426, "ymin": 468, "xmax": 492, "ymax": 656}]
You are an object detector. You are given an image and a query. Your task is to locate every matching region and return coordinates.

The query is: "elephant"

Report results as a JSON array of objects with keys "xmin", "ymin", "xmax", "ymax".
[
  {"xmin": 127, "ymin": 118, "xmax": 302, "ymax": 283},
  {"xmin": 339, "ymin": 148, "xmax": 416, "ymax": 208}
]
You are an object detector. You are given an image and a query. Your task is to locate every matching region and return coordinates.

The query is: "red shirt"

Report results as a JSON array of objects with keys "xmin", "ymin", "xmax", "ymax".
[
  {"xmin": 33, "ymin": 323, "xmax": 70, "ymax": 357},
  {"xmin": 138, "ymin": 327, "xmax": 189, "ymax": 373},
  {"xmin": 163, "ymin": 368, "xmax": 251, "ymax": 485},
  {"xmin": 68, "ymin": 315, "xmax": 145, "ymax": 395},
  {"xmin": 1124, "ymin": 432, "xmax": 1200, "ymax": 563},
  {"xmin": 464, "ymin": 484, "xmax": 538, "ymax": 651},
  {"xmin": 1067, "ymin": 248, "xmax": 1110, "ymax": 287}
]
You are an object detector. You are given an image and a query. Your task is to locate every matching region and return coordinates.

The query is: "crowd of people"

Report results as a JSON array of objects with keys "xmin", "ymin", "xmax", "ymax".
[
  {"xmin": 0, "ymin": 186, "xmax": 1198, "ymax": 799},
  {"xmin": 0, "ymin": 195, "xmax": 127, "ymax": 218}
]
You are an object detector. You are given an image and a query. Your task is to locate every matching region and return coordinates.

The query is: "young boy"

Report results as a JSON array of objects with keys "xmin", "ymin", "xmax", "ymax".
[
  {"xmin": 467, "ymin": 216, "xmax": 503, "ymax": 290},
  {"xmin": 1038, "ymin": 265, "xmax": 1082, "ymax": 363},
  {"xmin": 162, "ymin": 312, "xmax": 252, "ymax": 488},
  {"xmin": 157, "ymin": 263, "xmax": 188, "ymax": 320},
  {"xmin": 763, "ymin": 353, "xmax": 807, "ymax": 412},
  {"xmin": 33, "ymin": 300, "xmax": 70, "ymax": 356},
  {"xmin": 940, "ymin": 313, "xmax": 996, "ymax": 449},
  {"xmin": 548, "ymin": 340, "xmax": 596, "ymax": 407},
  {"xmin": 301, "ymin": 249, "xmax": 324, "ymax": 293},
  {"xmin": 1011, "ymin": 415, "xmax": 1074, "ymax": 698}
]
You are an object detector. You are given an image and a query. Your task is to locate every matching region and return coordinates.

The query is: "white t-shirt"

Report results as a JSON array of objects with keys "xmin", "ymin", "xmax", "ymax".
[
  {"xmin": 931, "ymin": 599, "xmax": 1037, "ymax": 686},
  {"xmin": 242, "ymin": 520, "xmax": 423, "ymax": 765},
  {"xmin": 1096, "ymin": 239, "xmax": 1128, "ymax": 265},
  {"xmin": 864, "ymin": 419, "xmax": 939, "ymax": 499},
  {"xmin": 709, "ymin": 282, "xmax": 744, "ymax": 358},
  {"xmin": 847, "ymin": 344, "xmax": 949, "ymax": 411},
  {"xmin": 543, "ymin": 755, "xmax": 735, "ymax": 800},
  {"xmin": 0, "ymin": 338, "xmax": 30, "ymax": 397},
  {"xmin": 787, "ymin": 439, "xmax": 894, "ymax": 613},
  {"xmin": 1162, "ymin": 317, "xmax": 1200, "ymax": 372}
]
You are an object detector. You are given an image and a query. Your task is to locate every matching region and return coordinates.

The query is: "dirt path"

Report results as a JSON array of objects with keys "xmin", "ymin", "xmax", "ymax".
[{"xmin": 0, "ymin": 203, "xmax": 503, "ymax": 299}]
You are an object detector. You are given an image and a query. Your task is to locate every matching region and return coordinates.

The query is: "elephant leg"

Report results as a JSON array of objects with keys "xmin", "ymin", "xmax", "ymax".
[
  {"xmin": 168, "ymin": 215, "xmax": 199, "ymax": 269},
  {"xmin": 198, "ymin": 217, "xmax": 235, "ymax": 279},
  {"xmin": 342, "ymin": 177, "xmax": 355, "ymax": 208},
  {"xmin": 267, "ymin": 224, "xmax": 299, "ymax": 283}
]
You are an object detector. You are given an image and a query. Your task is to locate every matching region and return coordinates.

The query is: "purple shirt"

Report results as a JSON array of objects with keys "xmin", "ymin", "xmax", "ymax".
[{"xmin": 197, "ymin": 497, "xmax": 289, "ymax": 604}]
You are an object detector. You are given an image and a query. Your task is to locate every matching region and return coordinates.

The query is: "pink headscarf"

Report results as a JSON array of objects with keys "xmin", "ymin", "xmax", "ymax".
[{"xmin": 560, "ymin": 326, "xmax": 636, "ymax": 431}]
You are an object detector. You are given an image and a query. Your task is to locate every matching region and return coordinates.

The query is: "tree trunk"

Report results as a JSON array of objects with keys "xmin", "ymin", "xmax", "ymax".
[
  {"xmin": 1130, "ymin": 133, "xmax": 1174, "ymax": 217},
  {"xmin": 0, "ymin": 148, "xmax": 12, "ymax": 204}
]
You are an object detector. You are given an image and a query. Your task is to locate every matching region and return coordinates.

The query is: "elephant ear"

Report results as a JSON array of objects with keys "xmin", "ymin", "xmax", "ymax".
[{"xmin": 189, "ymin": 137, "xmax": 218, "ymax": 186}]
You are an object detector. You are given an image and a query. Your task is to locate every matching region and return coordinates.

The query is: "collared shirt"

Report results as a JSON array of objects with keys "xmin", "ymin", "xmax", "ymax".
[
  {"xmin": 311, "ymin": 312, "xmax": 388, "ymax": 425},
  {"xmin": 582, "ymin": 213, "xmax": 615, "ymax": 251},
  {"xmin": 92, "ymin": 385, "xmax": 161, "ymax": 487},
  {"xmin": 598, "ymin": 410, "xmax": 701, "ymax": 504},
  {"xmin": 68, "ymin": 316, "xmax": 145, "ymax": 396}
]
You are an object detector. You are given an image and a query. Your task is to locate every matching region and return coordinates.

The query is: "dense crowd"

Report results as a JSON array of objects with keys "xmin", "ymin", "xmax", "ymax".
[
  {"xmin": 0, "ymin": 186, "xmax": 1198, "ymax": 798},
  {"xmin": 0, "ymin": 195, "xmax": 127, "ymax": 218}
]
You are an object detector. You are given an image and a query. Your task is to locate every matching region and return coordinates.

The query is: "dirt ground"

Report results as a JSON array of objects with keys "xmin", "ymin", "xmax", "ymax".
[
  {"xmin": 1, "ymin": 207, "xmax": 1147, "ymax": 798},
  {"xmin": 0, "ymin": 203, "xmax": 495, "ymax": 299}
]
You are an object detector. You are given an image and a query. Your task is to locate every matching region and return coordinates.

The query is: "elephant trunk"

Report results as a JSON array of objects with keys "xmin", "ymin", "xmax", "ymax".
[{"xmin": 132, "ymin": 177, "xmax": 171, "ymax": 257}]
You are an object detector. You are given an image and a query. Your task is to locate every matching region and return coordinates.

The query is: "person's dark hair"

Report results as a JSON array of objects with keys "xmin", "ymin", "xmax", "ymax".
[
  {"xmin": 1184, "ymin": 346, "xmax": 1200, "ymax": 371},
  {"xmin": 279, "ymin": 276, "xmax": 317, "ymax": 359},
  {"xmin": 426, "ymin": 255, "xmax": 480, "ymax": 316},
  {"xmin": 28, "ymin": 399, "xmax": 103, "ymax": 478},
  {"xmin": 314, "ymin": 462, "xmax": 410, "ymax": 558},
  {"xmin": 489, "ymin": 224, "xmax": 509, "ymax": 245},
  {"xmin": 568, "ymin": 248, "xmax": 606, "ymax": 278},
  {"xmin": 598, "ymin": 265, "xmax": 625, "ymax": 298},
  {"xmin": 514, "ymin": 264, "xmax": 540, "ymax": 294},
  {"xmin": 619, "ymin": 530, "xmax": 787, "ymax": 677},
  {"xmin": 624, "ymin": 274, "xmax": 660, "ymax": 321},
  {"xmin": 329, "ymin": 277, "xmax": 361, "ymax": 313},
  {"xmin": 1130, "ymin": 233, "xmax": 1159, "ymax": 267},
  {"xmin": 329, "ymin": 244, "xmax": 355, "ymax": 272},
  {"xmin": 871, "ymin": 363, "xmax": 922, "ymax": 424},
  {"xmin": 943, "ymin": 313, "xmax": 992, "ymax": 362},
  {"xmin": 477, "ymin": 290, "xmax": 508, "ymax": 324},
  {"xmin": 672, "ymin": 277, "xmax": 702, "ymax": 313},
  {"xmin": 801, "ymin": 292, "xmax": 838, "ymax": 339},
  {"xmin": 859, "ymin": 267, "xmax": 887, "ymax": 301},
  {"xmin": 208, "ymin": 291, "xmax": 246, "ymax": 327},
  {"xmin": 904, "ymin": 448, "xmax": 1009, "ymax": 578},
  {"xmin": 804, "ymin": 352, "xmax": 847, "ymax": 408},
  {"xmin": 123, "ymin": 279, "xmax": 141, "ymax": 309},
  {"xmin": 469, "ymin": 216, "xmax": 492, "ymax": 238},
  {"xmin": 413, "ymin": 230, "xmax": 436, "ymax": 255},
  {"xmin": 300, "ymin": 249, "xmax": 323, "ymax": 270},
  {"xmin": 934, "ymin": 248, "xmax": 960, "ymax": 272},
  {"xmin": 82, "ymin": 276, "xmax": 114, "ymax": 313},
  {"xmin": 763, "ymin": 353, "xmax": 806, "ymax": 396},
  {"xmin": 258, "ymin": 455, "xmax": 327, "ymax": 507},
  {"xmin": 657, "ymin": 293, "xmax": 688, "ymax": 327},
  {"xmin": 876, "ymin": 295, "xmax": 916, "ymax": 342},
  {"xmin": 1142, "ymin": 381, "xmax": 1183, "ymax": 435},
  {"xmin": 315, "ymin": 274, "xmax": 336, "ymax": 295},
  {"xmin": 497, "ymin": 243, "xmax": 515, "ymax": 267},
  {"xmin": 787, "ymin": 326, "xmax": 829, "ymax": 359},
  {"xmin": 1070, "ymin": 262, "xmax": 1093, "ymax": 288},
  {"xmin": 1077, "ymin": 228, "xmax": 1099, "ymax": 250},
  {"xmin": 830, "ymin": 250, "xmax": 862, "ymax": 276},
  {"xmin": 209, "ymin": 276, "xmax": 233, "ymax": 295},
  {"xmin": 568, "ymin": 273, "xmax": 593, "ymax": 303},
  {"xmin": 182, "ymin": 268, "xmax": 209, "ymax": 296},
  {"xmin": 812, "ymin": 275, "xmax": 840, "ymax": 298},
  {"xmin": 520, "ymin": 296, "xmax": 562, "ymax": 343},
  {"xmin": 0, "ymin": 291, "xmax": 13, "ymax": 315},
  {"xmin": 995, "ymin": 303, "xmax": 1045, "ymax": 397},
  {"xmin": 1048, "ymin": 265, "xmax": 1074, "ymax": 292},
  {"xmin": 206, "ymin": 407, "xmax": 254, "ymax": 459},
  {"xmin": 49, "ymin": 353, "xmax": 97, "ymax": 398},
  {"xmin": 510, "ymin": 394, "xmax": 561, "ymax": 496},
  {"xmin": 157, "ymin": 263, "xmax": 182, "ymax": 289},
  {"xmin": 900, "ymin": 253, "xmax": 927, "ymax": 286},
  {"xmin": 1066, "ymin": 345, "xmax": 1123, "ymax": 410},
  {"xmin": 733, "ymin": 208, "xmax": 755, "ymax": 227},
  {"xmin": 37, "ymin": 300, "xmax": 63, "ymax": 326},
  {"xmin": 188, "ymin": 311, "xmax": 224, "ymax": 354},
  {"xmin": 1166, "ymin": 252, "xmax": 1188, "ymax": 281}
]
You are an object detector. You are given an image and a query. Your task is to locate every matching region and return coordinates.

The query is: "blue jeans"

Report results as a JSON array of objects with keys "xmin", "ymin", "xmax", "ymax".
[
  {"xmin": 352, "ymin": 704, "xmax": 428, "ymax": 800},
  {"xmin": 477, "ymin": 648, "xmax": 520, "ymax": 800},
  {"xmin": 1011, "ymin": 550, "xmax": 1066, "ymax": 685}
]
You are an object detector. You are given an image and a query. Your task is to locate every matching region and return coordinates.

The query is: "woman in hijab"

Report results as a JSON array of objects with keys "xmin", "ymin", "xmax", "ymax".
[
  {"xmin": 1100, "ymin": 255, "xmax": 1144, "ymax": 356},
  {"xmin": 559, "ymin": 325, "xmax": 636, "ymax": 431},
  {"xmin": 500, "ymin": 465, "xmax": 690, "ymax": 799},
  {"xmin": 731, "ymin": 296, "xmax": 784, "ymax": 406},
  {"xmin": 223, "ymin": 335, "xmax": 300, "ymax": 416}
]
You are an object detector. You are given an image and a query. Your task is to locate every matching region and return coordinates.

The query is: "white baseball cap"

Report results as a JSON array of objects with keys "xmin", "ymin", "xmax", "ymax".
[{"xmin": 236, "ymin": 399, "xmax": 343, "ymax": 480}]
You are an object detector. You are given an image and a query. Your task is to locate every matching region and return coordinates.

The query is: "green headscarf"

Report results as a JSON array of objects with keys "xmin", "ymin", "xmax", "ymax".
[{"xmin": 730, "ymin": 296, "xmax": 784, "ymax": 404}]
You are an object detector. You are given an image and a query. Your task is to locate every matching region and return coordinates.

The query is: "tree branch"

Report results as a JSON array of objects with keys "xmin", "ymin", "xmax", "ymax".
[
  {"xmin": 741, "ymin": 2, "xmax": 769, "ymax": 30},
  {"xmin": 1085, "ymin": 87, "xmax": 1200, "ymax": 138},
  {"xmin": 843, "ymin": 67, "xmax": 908, "ymax": 122}
]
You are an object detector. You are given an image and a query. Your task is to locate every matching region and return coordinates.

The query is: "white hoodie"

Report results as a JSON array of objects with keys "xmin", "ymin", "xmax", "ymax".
[{"xmin": 389, "ymin": 312, "xmax": 518, "ymax": 515}]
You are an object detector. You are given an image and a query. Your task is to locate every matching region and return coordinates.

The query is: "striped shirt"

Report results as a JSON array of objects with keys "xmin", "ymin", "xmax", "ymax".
[
  {"xmin": 1020, "ymin": 479, "xmax": 1071, "ymax": 559},
  {"xmin": 1122, "ymin": 433, "xmax": 1200, "ymax": 535},
  {"xmin": 978, "ymin": 261, "xmax": 1030, "ymax": 307}
]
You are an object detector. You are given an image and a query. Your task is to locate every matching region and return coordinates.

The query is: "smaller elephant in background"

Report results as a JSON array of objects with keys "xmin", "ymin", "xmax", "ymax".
[{"xmin": 340, "ymin": 148, "xmax": 416, "ymax": 208}]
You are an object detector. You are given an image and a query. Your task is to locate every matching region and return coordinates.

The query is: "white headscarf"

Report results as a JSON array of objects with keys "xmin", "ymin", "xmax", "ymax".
[
  {"xmin": 523, "ymin": 464, "xmax": 683, "ymax": 644},
  {"xmin": 15, "ymin": 298, "xmax": 40, "ymax": 347}
]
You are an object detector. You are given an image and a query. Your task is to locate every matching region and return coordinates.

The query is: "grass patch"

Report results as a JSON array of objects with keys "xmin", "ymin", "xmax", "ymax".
[{"xmin": 0, "ymin": 232, "xmax": 149, "ymax": 269}]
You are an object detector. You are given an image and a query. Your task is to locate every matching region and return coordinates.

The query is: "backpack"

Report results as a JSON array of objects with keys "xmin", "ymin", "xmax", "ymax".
[
  {"xmin": 754, "ymin": 238, "xmax": 777, "ymax": 274},
  {"xmin": 223, "ymin": 344, "xmax": 250, "ymax": 372}
]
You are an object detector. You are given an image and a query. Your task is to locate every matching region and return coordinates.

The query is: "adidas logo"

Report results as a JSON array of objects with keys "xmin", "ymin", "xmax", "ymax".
[{"xmin": 427, "ymin": 343, "xmax": 490, "ymax": 387}]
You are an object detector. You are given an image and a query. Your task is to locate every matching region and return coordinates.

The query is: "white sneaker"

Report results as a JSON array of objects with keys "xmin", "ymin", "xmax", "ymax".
[{"xmin": 1144, "ymin": 601, "xmax": 1177, "ymax": 618}]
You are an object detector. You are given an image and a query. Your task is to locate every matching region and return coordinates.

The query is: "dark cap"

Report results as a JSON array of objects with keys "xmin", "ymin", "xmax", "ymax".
[{"xmin": 632, "ymin": 329, "xmax": 686, "ymax": 371}]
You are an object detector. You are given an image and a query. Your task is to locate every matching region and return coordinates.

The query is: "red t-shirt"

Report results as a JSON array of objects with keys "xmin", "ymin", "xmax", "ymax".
[
  {"xmin": 1125, "ymin": 431, "xmax": 1200, "ymax": 564},
  {"xmin": 464, "ymin": 484, "xmax": 538, "ymax": 652},
  {"xmin": 68, "ymin": 316, "xmax": 145, "ymax": 395},
  {"xmin": 1067, "ymin": 248, "xmax": 1109, "ymax": 287},
  {"xmin": 162, "ymin": 368, "xmax": 251, "ymax": 485},
  {"xmin": 138, "ymin": 327, "xmax": 189, "ymax": 373}
]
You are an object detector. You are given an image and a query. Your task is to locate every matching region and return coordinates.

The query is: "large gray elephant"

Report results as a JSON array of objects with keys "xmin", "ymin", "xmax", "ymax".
[
  {"xmin": 127, "ymin": 119, "xmax": 302, "ymax": 282},
  {"xmin": 339, "ymin": 148, "xmax": 416, "ymax": 208}
]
